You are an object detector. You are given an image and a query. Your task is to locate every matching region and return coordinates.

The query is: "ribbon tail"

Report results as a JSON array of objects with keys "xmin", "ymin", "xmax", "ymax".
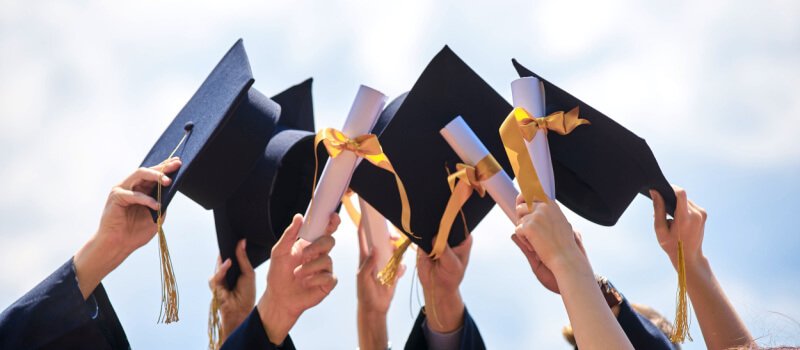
[{"xmin": 429, "ymin": 180, "xmax": 473, "ymax": 260}]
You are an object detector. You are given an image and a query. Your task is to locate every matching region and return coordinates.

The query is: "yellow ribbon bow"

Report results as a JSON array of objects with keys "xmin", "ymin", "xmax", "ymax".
[
  {"xmin": 499, "ymin": 106, "xmax": 590, "ymax": 209},
  {"xmin": 429, "ymin": 155, "xmax": 501, "ymax": 260},
  {"xmin": 313, "ymin": 128, "xmax": 413, "ymax": 236}
]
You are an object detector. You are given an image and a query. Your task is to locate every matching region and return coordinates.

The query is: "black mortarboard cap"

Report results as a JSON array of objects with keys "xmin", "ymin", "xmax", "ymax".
[
  {"xmin": 140, "ymin": 39, "xmax": 279, "ymax": 219},
  {"xmin": 213, "ymin": 79, "xmax": 327, "ymax": 289},
  {"xmin": 512, "ymin": 59, "xmax": 676, "ymax": 225},
  {"xmin": 350, "ymin": 46, "xmax": 514, "ymax": 254}
]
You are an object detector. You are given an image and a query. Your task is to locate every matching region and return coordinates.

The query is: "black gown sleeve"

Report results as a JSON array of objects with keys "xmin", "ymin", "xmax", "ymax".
[
  {"xmin": 221, "ymin": 307, "xmax": 295, "ymax": 350},
  {"xmin": 617, "ymin": 298, "xmax": 676, "ymax": 350},
  {"xmin": 0, "ymin": 258, "xmax": 129, "ymax": 350}
]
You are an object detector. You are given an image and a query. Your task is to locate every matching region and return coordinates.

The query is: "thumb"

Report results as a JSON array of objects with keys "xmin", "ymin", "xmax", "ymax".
[
  {"xmin": 650, "ymin": 190, "xmax": 670, "ymax": 242},
  {"xmin": 275, "ymin": 214, "xmax": 303, "ymax": 254}
]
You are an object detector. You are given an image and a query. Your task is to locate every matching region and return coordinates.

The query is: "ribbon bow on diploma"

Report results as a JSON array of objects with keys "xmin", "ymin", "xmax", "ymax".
[
  {"xmin": 499, "ymin": 107, "xmax": 590, "ymax": 209},
  {"xmin": 313, "ymin": 128, "xmax": 413, "ymax": 235},
  {"xmin": 515, "ymin": 107, "xmax": 589, "ymax": 141},
  {"xmin": 430, "ymin": 155, "xmax": 501, "ymax": 260}
]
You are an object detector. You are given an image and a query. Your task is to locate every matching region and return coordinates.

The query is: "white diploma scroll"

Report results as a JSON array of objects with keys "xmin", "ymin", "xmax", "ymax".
[
  {"xmin": 440, "ymin": 116, "xmax": 519, "ymax": 222},
  {"xmin": 358, "ymin": 197, "xmax": 393, "ymax": 270},
  {"xmin": 299, "ymin": 85, "xmax": 388, "ymax": 241},
  {"xmin": 511, "ymin": 77, "xmax": 556, "ymax": 199}
]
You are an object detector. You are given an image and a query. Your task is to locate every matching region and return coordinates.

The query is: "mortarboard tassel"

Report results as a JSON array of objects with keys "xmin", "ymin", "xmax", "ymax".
[
  {"xmin": 208, "ymin": 291, "xmax": 221, "ymax": 350},
  {"xmin": 671, "ymin": 240, "xmax": 692, "ymax": 343},
  {"xmin": 154, "ymin": 125, "xmax": 191, "ymax": 324},
  {"xmin": 377, "ymin": 235, "xmax": 411, "ymax": 286}
]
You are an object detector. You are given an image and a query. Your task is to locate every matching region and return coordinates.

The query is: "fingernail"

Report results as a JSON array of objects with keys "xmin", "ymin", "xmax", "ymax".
[
  {"xmin": 241, "ymin": 239, "xmax": 247, "ymax": 249},
  {"xmin": 162, "ymin": 175, "xmax": 169, "ymax": 183}
]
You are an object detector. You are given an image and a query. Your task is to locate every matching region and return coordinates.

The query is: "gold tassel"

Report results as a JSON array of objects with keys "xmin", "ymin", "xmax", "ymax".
[
  {"xmin": 670, "ymin": 240, "xmax": 691, "ymax": 343},
  {"xmin": 377, "ymin": 235, "xmax": 411, "ymax": 286},
  {"xmin": 208, "ymin": 291, "xmax": 221, "ymax": 350},
  {"xmin": 156, "ymin": 216, "xmax": 179, "ymax": 323},
  {"xmin": 154, "ymin": 127, "xmax": 190, "ymax": 324}
]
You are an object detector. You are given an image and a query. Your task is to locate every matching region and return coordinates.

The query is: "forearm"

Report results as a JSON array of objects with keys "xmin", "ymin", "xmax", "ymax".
[
  {"xmin": 685, "ymin": 256, "xmax": 752, "ymax": 350},
  {"xmin": 357, "ymin": 307, "xmax": 388, "ymax": 350},
  {"xmin": 422, "ymin": 290, "xmax": 465, "ymax": 333},
  {"xmin": 73, "ymin": 234, "xmax": 128, "ymax": 300},
  {"xmin": 553, "ymin": 257, "xmax": 633, "ymax": 350}
]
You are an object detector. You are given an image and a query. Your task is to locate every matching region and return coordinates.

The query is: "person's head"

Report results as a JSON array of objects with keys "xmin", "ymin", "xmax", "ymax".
[{"xmin": 561, "ymin": 303, "xmax": 681, "ymax": 349}]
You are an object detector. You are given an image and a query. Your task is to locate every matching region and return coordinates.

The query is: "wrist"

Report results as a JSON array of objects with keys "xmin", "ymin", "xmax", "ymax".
[
  {"xmin": 357, "ymin": 307, "xmax": 388, "ymax": 350},
  {"xmin": 257, "ymin": 291, "xmax": 299, "ymax": 345},
  {"xmin": 549, "ymin": 250, "xmax": 593, "ymax": 280},
  {"xmin": 357, "ymin": 305, "xmax": 388, "ymax": 322},
  {"xmin": 73, "ymin": 234, "xmax": 128, "ymax": 299},
  {"xmin": 423, "ymin": 290, "xmax": 464, "ymax": 333}
]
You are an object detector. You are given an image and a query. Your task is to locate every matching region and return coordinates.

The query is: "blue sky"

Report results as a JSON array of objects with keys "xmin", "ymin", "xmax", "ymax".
[{"xmin": 1, "ymin": 0, "xmax": 799, "ymax": 348}]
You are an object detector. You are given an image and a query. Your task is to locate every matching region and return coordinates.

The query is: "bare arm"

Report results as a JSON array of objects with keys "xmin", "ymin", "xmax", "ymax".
[
  {"xmin": 651, "ymin": 187, "xmax": 752, "ymax": 350},
  {"xmin": 515, "ymin": 198, "xmax": 633, "ymax": 350}
]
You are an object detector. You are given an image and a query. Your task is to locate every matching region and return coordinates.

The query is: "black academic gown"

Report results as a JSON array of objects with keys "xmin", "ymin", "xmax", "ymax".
[
  {"xmin": 616, "ymin": 298, "xmax": 675, "ymax": 350},
  {"xmin": 0, "ymin": 259, "xmax": 129, "ymax": 350},
  {"xmin": 405, "ymin": 307, "xmax": 486, "ymax": 350},
  {"xmin": 221, "ymin": 307, "xmax": 295, "ymax": 350}
]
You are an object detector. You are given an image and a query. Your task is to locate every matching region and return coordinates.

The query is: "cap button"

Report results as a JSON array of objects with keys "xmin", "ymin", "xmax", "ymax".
[{"xmin": 183, "ymin": 121, "xmax": 194, "ymax": 132}]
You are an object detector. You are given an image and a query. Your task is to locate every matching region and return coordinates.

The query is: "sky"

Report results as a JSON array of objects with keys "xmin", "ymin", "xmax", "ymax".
[{"xmin": 1, "ymin": 0, "xmax": 799, "ymax": 348}]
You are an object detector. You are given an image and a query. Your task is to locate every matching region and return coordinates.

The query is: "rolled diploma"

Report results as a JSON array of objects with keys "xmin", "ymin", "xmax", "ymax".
[
  {"xmin": 440, "ymin": 116, "xmax": 519, "ymax": 223},
  {"xmin": 358, "ymin": 196, "xmax": 393, "ymax": 270},
  {"xmin": 511, "ymin": 77, "xmax": 556, "ymax": 200},
  {"xmin": 299, "ymin": 85, "xmax": 388, "ymax": 241}
]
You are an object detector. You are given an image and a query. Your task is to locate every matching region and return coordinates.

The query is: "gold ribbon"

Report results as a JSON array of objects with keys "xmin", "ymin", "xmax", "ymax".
[
  {"xmin": 313, "ymin": 128, "xmax": 413, "ymax": 236},
  {"xmin": 499, "ymin": 106, "xmax": 590, "ymax": 209},
  {"xmin": 429, "ymin": 155, "xmax": 502, "ymax": 260}
]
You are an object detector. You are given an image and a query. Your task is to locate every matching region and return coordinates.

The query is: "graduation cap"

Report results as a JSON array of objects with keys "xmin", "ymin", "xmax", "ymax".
[
  {"xmin": 140, "ymin": 39, "xmax": 280, "ymax": 215},
  {"xmin": 138, "ymin": 39, "xmax": 280, "ymax": 323},
  {"xmin": 350, "ymin": 46, "xmax": 514, "ymax": 255},
  {"xmin": 212, "ymin": 78, "xmax": 323, "ymax": 289},
  {"xmin": 510, "ymin": 59, "xmax": 676, "ymax": 225}
]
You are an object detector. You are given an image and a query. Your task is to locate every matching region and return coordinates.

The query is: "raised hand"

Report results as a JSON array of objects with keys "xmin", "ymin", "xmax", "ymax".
[
  {"xmin": 74, "ymin": 157, "xmax": 182, "ymax": 299},
  {"xmin": 356, "ymin": 225, "xmax": 404, "ymax": 350},
  {"xmin": 208, "ymin": 239, "xmax": 256, "ymax": 342},
  {"xmin": 651, "ymin": 186, "xmax": 706, "ymax": 270},
  {"xmin": 511, "ymin": 194, "xmax": 587, "ymax": 294},
  {"xmin": 416, "ymin": 234, "xmax": 472, "ymax": 333},
  {"xmin": 256, "ymin": 213, "xmax": 340, "ymax": 345}
]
